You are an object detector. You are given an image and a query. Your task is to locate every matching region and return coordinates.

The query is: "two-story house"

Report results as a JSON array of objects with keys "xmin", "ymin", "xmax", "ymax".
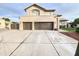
[{"xmin": 19, "ymin": 4, "xmax": 61, "ymax": 30}]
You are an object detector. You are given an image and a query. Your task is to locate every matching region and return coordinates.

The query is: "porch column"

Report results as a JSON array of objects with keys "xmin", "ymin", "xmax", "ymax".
[{"xmin": 32, "ymin": 22, "xmax": 34, "ymax": 30}]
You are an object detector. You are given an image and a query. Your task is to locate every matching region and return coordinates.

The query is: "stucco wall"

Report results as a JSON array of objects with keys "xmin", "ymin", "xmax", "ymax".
[
  {"xmin": 0, "ymin": 19, "xmax": 11, "ymax": 29},
  {"xmin": 19, "ymin": 16, "xmax": 58, "ymax": 30},
  {"xmin": 25, "ymin": 6, "xmax": 54, "ymax": 16},
  {"xmin": 0, "ymin": 19, "xmax": 5, "ymax": 28},
  {"xmin": 20, "ymin": 5, "xmax": 59, "ymax": 30}
]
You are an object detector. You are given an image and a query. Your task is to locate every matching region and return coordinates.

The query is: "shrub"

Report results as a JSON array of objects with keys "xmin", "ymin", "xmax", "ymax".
[{"xmin": 76, "ymin": 27, "xmax": 79, "ymax": 32}]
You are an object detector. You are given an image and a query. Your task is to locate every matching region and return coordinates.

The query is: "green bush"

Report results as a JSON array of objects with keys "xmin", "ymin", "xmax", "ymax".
[{"xmin": 76, "ymin": 28, "xmax": 79, "ymax": 32}]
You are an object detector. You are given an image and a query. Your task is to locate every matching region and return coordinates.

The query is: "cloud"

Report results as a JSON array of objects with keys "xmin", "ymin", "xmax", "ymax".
[{"xmin": 0, "ymin": 3, "xmax": 79, "ymax": 21}]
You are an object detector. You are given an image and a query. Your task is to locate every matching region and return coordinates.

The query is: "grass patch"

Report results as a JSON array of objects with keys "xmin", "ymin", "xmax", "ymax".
[{"xmin": 61, "ymin": 28, "xmax": 76, "ymax": 32}]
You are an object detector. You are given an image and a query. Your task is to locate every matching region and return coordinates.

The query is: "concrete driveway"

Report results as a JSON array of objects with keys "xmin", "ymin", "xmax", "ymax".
[{"xmin": 0, "ymin": 30, "xmax": 78, "ymax": 56}]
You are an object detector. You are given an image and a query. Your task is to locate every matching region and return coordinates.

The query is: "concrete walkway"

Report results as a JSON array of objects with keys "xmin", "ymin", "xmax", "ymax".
[{"xmin": 0, "ymin": 30, "xmax": 78, "ymax": 56}]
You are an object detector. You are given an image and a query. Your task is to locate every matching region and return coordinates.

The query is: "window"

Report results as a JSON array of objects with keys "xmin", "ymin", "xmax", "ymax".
[{"xmin": 32, "ymin": 9, "xmax": 40, "ymax": 16}]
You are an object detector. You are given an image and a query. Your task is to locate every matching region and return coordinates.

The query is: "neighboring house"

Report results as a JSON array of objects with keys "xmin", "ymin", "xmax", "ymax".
[
  {"xmin": 60, "ymin": 19, "xmax": 68, "ymax": 28},
  {"xmin": 19, "ymin": 4, "xmax": 61, "ymax": 30},
  {"xmin": 0, "ymin": 18, "xmax": 19, "ymax": 30},
  {"xmin": 0, "ymin": 18, "xmax": 11, "ymax": 29},
  {"xmin": 11, "ymin": 22, "xmax": 19, "ymax": 29}
]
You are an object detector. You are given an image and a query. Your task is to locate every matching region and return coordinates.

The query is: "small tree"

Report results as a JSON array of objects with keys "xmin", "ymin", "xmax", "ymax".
[
  {"xmin": 74, "ymin": 18, "xmax": 79, "ymax": 26},
  {"xmin": 74, "ymin": 18, "xmax": 79, "ymax": 32},
  {"xmin": 2, "ymin": 17, "xmax": 10, "ymax": 22}
]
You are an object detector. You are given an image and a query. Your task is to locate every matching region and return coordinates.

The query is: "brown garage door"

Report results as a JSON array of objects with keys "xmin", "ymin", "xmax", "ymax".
[
  {"xmin": 23, "ymin": 22, "xmax": 32, "ymax": 30},
  {"xmin": 35, "ymin": 22, "xmax": 53, "ymax": 30}
]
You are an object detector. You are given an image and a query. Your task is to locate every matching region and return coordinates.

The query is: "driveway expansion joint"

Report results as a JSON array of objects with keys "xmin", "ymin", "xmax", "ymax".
[
  {"xmin": 9, "ymin": 32, "xmax": 32, "ymax": 56},
  {"xmin": 45, "ymin": 31, "xmax": 60, "ymax": 56}
]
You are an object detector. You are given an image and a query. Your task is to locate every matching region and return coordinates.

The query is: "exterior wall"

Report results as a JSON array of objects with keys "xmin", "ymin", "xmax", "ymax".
[
  {"xmin": 0, "ymin": 19, "xmax": 11, "ymax": 29},
  {"xmin": 0, "ymin": 19, "xmax": 5, "ymax": 28},
  {"xmin": 25, "ymin": 6, "xmax": 54, "ymax": 16},
  {"xmin": 20, "ymin": 5, "xmax": 59, "ymax": 30},
  {"xmin": 19, "ymin": 16, "xmax": 58, "ymax": 30},
  {"xmin": 19, "ymin": 21, "xmax": 23, "ymax": 30}
]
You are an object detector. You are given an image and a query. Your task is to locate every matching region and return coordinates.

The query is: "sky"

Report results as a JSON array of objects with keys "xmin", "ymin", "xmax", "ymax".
[{"xmin": 0, "ymin": 3, "xmax": 79, "ymax": 22}]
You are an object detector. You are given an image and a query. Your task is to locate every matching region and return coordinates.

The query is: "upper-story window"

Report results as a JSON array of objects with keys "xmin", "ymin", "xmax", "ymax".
[{"xmin": 32, "ymin": 9, "xmax": 40, "ymax": 16}]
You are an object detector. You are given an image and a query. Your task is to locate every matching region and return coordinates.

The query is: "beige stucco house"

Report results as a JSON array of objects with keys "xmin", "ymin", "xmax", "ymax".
[
  {"xmin": 0, "ymin": 18, "xmax": 19, "ymax": 30},
  {"xmin": 19, "ymin": 4, "xmax": 61, "ymax": 30},
  {"xmin": 0, "ymin": 18, "xmax": 11, "ymax": 29}
]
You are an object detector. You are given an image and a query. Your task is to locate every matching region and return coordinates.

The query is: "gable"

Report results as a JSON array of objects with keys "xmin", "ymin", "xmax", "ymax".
[{"xmin": 24, "ymin": 4, "xmax": 55, "ymax": 12}]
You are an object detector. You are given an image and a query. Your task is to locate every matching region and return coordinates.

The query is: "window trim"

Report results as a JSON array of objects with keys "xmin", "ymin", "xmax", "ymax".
[{"xmin": 32, "ymin": 9, "xmax": 40, "ymax": 16}]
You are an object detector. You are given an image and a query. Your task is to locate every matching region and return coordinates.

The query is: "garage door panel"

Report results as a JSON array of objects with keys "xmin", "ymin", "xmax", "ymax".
[
  {"xmin": 35, "ymin": 22, "xmax": 53, "ymax": 30},
  {"xmin": 23, "ymin": 22, "xmax": 32, "ymax": 30}
]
